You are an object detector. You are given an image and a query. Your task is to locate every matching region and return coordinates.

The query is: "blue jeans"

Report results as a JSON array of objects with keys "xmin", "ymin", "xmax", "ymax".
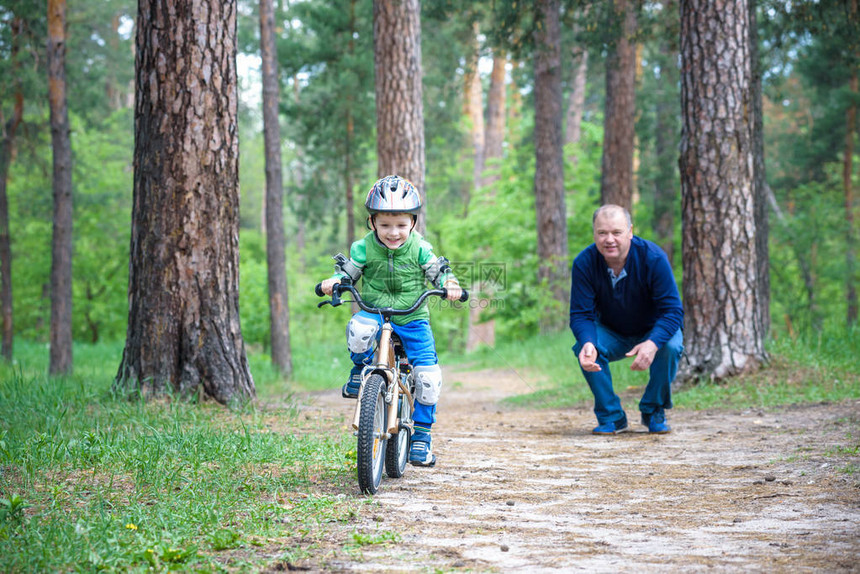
[
  {"xmin": 350, "ymin": 311, "xmax": 439, "ymax": 426},
  {"xmin": 573, "ymin": 325, "xmax": 684, "ymax": 425}
]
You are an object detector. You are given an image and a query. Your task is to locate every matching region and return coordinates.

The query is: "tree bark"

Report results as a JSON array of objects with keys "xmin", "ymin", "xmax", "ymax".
[
  {"xmin": 260, "ymin": 0, "xmax": 293, "ymax": 376},
  {"xmin": 373, "ymin": 0, "xmax": 426, "ymax": 233},
  {"xmin": 0, "ymin": 16, "xmax": 24, "ymax": 361},
  {"xmin": 345, "ymin": 0, "xmax": 357, "ymax": 248},
  {"xmin": 565, "ymin": 46, "xmax": 588, "ymax": 148},
  {"xmin": 843, "ymin": 0, "xmax": 858, "ymax": 326},
  {"xmin": 48, "ymin": 0, "xmax": 74, "ymax": 376},
  {"xmin": 483, "ymin": 51, "xmax": 507, "ymax": 187},
  {"xmin": 749, "ymin": 0, "xmax": 771, "ymax": 337},
  {"xmin": 534, "ymin": 0, "xmax": 569, "ymax": 331},
  {"xmin": 844, "ymin": 68, "xmax": 858, "ymax": 325},
  {"xmin": 464, "ymin": 20, "xmax": 485, "ymax": 201},
  {"xmin": 600, "ymin": 0, "xmax": 637, "ymax": 211},
  {"xmin": 653, "ymin": 0, "xmax": 679, "ymax": 266},
  {"xmin": 115, "ymin": 0, "xmax": 255, "ymax": 403},
  {"xmin": 679, "ymin": 0, "xmax": 766, "ymax": 382}
]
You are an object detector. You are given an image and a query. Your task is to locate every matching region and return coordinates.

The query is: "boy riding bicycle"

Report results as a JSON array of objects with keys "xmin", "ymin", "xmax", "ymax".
[{"xmin": 318, "ymin": 175, "xmax": 463, "ymax": 467}]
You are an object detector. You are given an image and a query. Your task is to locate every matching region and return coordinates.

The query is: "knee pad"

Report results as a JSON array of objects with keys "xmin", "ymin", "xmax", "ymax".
[
  {"xmin": 413, "ymin": 364, "xmax": 442, "ymax": 406},
  {"xmin": 346, "ymin": 315, "xmax": 379, "ymax": 354}
]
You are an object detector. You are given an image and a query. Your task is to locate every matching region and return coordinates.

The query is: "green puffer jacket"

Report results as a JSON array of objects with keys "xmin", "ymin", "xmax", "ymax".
[{"xmin": 337, "ymin": 231, "xmax": 453, "ymax": 325}]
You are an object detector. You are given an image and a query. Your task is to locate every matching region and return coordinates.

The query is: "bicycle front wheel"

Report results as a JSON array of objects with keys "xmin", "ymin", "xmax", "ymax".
[{"xmin": 356, "ymin": 373, "xmax": 388, "ymax": 494}]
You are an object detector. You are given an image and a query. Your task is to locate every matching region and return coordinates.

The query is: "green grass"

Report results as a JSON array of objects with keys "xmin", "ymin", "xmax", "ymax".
[
  {"xmin": 1, "ymin": 325, "xmax": 858, "ymax": 570},
  {"xmin": 0, "ymin": 362, "xmax": 361, "ymax": 572},
  {"xmin": 449, "ymin": 329, "xmax": 860, "ymax": 411}
]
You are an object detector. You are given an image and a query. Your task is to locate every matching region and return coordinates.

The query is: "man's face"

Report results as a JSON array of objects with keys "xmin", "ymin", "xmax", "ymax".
[
  {"xmin": 593, "ymin": 209, "xmax": 633, "ymax": 266},
  {"xmin": 371, "ymin": 212, "xmax": 415, "ymax": 249}
]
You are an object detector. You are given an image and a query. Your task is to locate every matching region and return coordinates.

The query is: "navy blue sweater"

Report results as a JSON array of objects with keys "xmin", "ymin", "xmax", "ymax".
[{"xmin": 569, "ymin": 236, "xmax": 683, "ymax": 348}]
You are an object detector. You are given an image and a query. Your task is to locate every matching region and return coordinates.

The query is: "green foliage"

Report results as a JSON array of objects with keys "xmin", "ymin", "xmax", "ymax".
[
  {"xmin": 434, "ymin": 120, "xmax": 602, "ymax": 340},
  {"xmin": 7, "ymin": 109, "xmax": 131, "ymax": 343}
]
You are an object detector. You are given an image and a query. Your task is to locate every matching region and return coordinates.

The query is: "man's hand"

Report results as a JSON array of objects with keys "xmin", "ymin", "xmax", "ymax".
[
  {"xmin": 626, "ymin": 339, "xmax": 658, "ymax": 371},
  {"xmin": 578, "ymin": 342, "xmax": 602, "ymax": 372},
  {"xmin": 320, "ymin": 277, "xmax": 340, "ymax": 296}
]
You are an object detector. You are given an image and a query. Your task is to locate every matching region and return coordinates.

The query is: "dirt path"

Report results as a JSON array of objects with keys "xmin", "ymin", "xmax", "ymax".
[{"xmin": 286, "ymin": 366, "xmax": 860, "ymax": 573}]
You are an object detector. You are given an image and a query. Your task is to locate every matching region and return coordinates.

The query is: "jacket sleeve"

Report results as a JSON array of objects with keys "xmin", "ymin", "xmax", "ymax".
[
  {"xmin": 332, "ymin": 238, "xmax": 367, "ymax": 280},
  {"xmin": 418, "ymin": 240, "xmax": 457, "ymax": 287},
  {"xmin": 644, "ymin": 252, "xmax": 684, "ymax": 348},
  {"xmin": 569, "ymin": 253, "xmax": 598, "ymax": 346}
]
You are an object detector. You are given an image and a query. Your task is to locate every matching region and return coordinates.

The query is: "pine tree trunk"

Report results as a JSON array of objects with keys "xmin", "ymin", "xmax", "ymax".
[
  {"xmin": 464, "ymin": 21, "xmax": 485, "ymax": 199},
  {"xmin": 679, "ymin": 0, "xmax": 766, "ymax": 382},
  {"xmin": 48, "ymin": 0, "xmax": 74, "ymax": 376},
  {"xmin": 653, "ymin": 0, "xmax": 679, "ymax": 266},
  {"xmin": 564, "ymin": 45, "xmax": 588, "ymax": 149},
  {"xmin": 534, "ymin": 0, "xmax": 568, "ymax": 330},
  {"xmin": 844, "ymin": 68, "xmax": 858, "ymax": 325},
  {"xmin": 373, "ymin": 0, "xmax": 426, "ymax": 233},
  {"xmin": 600, "ymin": 0, "xmax": 637, "ymax": 211},
  {"xmin": 483, "ymin": 52, "xmax": 507, "ymax": 187},
  {"xmin": 260, "ymin": 0, "xmax": 292, "ymax": 376},
  {"xmin": 345, "ymin": 0, "xmax": 357, "ymax": 249},
  {"xmin": 0, "ymin": 17, "xmax": 23, "ymax": 361},
  {"xmin": 115, "ymin": 0, "xmax": 255, "ymax": 403},
  {"xmin": 749, "ymin": 0, "xmax": 771, "ymax": 337}
]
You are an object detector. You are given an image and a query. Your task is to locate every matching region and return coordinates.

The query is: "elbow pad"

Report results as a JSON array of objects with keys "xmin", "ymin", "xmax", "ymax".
[
  {"xmin": 423, "ymin": 256, "xmax": 452, "ymax": 287},
  {"xmin": 334, "ymin": 253, "xmax": 364, "ymax": 281}
]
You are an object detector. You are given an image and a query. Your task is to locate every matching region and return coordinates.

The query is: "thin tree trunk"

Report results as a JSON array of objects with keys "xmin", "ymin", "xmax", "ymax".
[
  {"xmin": 464, "ymin": 20, "xmax": 485, "ymax": 200},
  {"xmin": 115, "ymin": 0, "xmax": 254, "ymax": 403},
  {"xmin": 750, "ymin": 0, "xmax": 771, "ymax": 337},
  {"xmin": 679, "ymin": 0, "xmax": 765, "ymax": 382},
  {"xmin": 373, "ymin": 0, "xmax": 426, "ymax": 233},
  {"xmin": 0, "ymin": 17, "xmax": 24, "ymax": 361},
  {"xmin": 534, "ymin": 0, "xmax": 568, "ymax": 331},
  {"xmin": 345, "ymin": 0, "xmax": 357, "ymax": 249},
  {"xmin": 600, "ymin": 0, "xmax": 637, "ymax": 211},
  {"xmin": 483, "ymin": 51, "xmax": 506, "ymax": 187},
  {"xmin": 48, "ymin": 0, "xmax": 74, "ymax": 376},
  {"xmin": 653, "ymin": 0, "xmax": 679, "ymax": 265},
  {"xmin": 261, "ymin": 0, "xmax": 292, "ymax": 376},
  {"xmin": 844, "ymin": 68, "xmax": 858, "ymax": 325},
  {"xmin": 564, "ymin": 45, "xmax": 588, "ymax": 150}
]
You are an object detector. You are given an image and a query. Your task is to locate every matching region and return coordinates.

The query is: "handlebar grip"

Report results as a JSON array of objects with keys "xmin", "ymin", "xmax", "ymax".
[
  {"xmin": 459, "ymin": 289, "xmax": 469, "ymax": 303},
  {"xmin": 314, "ymin": 283, "xmax": 324, "ymax": 297}
]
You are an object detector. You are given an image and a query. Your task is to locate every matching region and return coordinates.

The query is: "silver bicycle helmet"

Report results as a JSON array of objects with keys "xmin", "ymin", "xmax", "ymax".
[{"xmin": 365, "ymin": 175, "xmax": 422, "ymax": 215}]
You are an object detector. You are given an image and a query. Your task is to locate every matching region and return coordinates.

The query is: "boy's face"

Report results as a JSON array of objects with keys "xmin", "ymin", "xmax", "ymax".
[{"xmin": 371, "ymin": 212, "xmax": 415, "ymax": 250}]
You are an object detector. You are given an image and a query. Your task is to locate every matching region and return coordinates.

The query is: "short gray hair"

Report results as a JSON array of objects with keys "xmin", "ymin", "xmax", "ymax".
[{"xmin": 592, "ymin": 204, "xmax": 632, "ymax": 228}]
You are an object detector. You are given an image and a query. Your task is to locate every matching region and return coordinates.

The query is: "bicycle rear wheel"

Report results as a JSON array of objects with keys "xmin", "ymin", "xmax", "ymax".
[
  {"xmin": 356, "ymin": 373, "xmax": 387, "ymax": 494},
  {"xmin": 385, "ymin": 377, "xmax": 413, "ymax": 478}
]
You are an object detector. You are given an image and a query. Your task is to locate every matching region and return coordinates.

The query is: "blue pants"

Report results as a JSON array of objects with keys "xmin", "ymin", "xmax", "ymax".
[
  {"xmin": 573, "ymin": 325, "xmax": 684, "ymax": 425},
  {"xmin": 350, "ymin": 311, "xmax": 439, "ymax": 426}
]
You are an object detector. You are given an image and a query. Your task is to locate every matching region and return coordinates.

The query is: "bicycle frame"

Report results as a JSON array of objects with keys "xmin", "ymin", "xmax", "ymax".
[{"xmin": 352, "ymin": 322, "xmax": 414, "ymax": 437}]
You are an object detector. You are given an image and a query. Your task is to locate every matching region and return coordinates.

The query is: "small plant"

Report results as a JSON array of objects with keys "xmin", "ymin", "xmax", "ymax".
[
  {"xmin": 209, "ymin": 527, "xmax": 242, "ymax": 551},
  {"xmin": 0, "ymin": 494, "xmax": 31, "ymax": 522},
  {"xmin": 351, "ymin": 529, "xmax": 400, "ymax": 546}
]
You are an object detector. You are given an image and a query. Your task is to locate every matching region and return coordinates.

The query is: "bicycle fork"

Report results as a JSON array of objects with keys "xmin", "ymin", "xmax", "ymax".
[{"xmin": 351, "ymin": 322, "xmax": 415, "ymax": 436}]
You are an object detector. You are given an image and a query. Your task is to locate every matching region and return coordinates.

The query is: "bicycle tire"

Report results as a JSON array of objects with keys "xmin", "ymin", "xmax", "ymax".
[
  {"xmin": 356, "ymin": 373, "xmax": 387, "ymax": 494},
  {"xmin": 385, "ymin": 375, "xmax": 413, "ymax": 478}
]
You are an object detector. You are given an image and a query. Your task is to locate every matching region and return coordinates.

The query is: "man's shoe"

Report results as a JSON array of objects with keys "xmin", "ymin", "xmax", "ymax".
[
  {"xmin": 642, "ymin": 411, "xmax": 671, "ymax": 434},
  {"xmin": 409, "ymin": 431, "xmax": 436, "ymax": 467},
  {"xmin": 341, "ymin": 367, "xmax": 362, "ymax": 399},
  {"xmin": 592, "ymin": 415, "xmax": 629, "ymax": 435}
]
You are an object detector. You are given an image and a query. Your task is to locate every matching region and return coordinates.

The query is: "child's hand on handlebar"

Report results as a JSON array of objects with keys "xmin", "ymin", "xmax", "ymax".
[
  {"xmin": 320, "ymin": 277, "xmax": 341, "ymax": 296},
  {"xmin": 443, "ymin": 280, "xmax": 463, "ymax": 302}
]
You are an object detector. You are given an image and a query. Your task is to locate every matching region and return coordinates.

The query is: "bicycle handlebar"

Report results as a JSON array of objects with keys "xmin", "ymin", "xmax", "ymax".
[{"xmin": 314, "ymin": 280, "xmax": 469, "ymax": 316}]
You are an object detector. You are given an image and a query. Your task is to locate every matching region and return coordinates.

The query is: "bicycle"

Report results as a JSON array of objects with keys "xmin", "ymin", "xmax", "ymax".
[{"xmin": 315, "ymin": 278, "xmax": 468, "ymax": 494}]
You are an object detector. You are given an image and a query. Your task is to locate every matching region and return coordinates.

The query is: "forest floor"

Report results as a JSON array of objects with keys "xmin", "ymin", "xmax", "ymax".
[{"xmin": 263, "ymin": 365, "xmax": 860, "ymax": 573}]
